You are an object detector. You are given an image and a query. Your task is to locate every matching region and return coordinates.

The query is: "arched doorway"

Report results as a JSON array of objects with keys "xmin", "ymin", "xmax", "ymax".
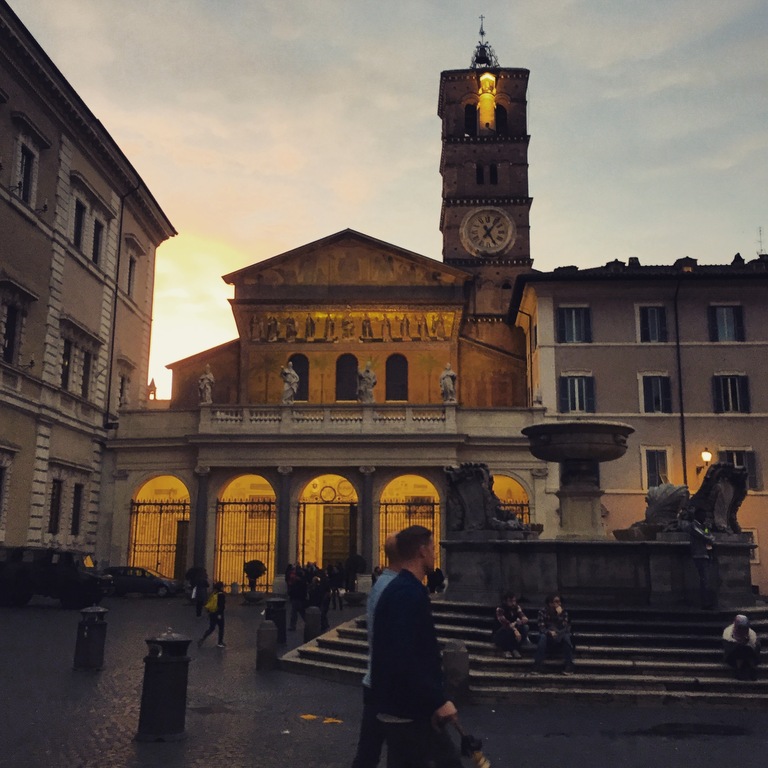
[
  {"xmin": 378, "ymin": 475, "xmax": 441, "ymax": 568},
  {"xmin": 298, "ymin": 474, "xmax": 358, "ymax": 567},
  {"xmin": 129, "ymin": 475, "xmax": 191, "ymax": 580},
  {"xmin": 216, "ymin": 474, "xmax": 277, "ymax": 590},
  {"xmin": 492, "ymin": 473, "xmax": 530, "ymax": 525}
]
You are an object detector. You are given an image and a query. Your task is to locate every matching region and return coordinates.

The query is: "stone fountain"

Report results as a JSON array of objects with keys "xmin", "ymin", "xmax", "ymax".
[
  {"xmin": 441, "ymin": 421, "xmax": 755, "ymax": 607},
  {"xmin": 521, "ymin": 420, "xmax": 634, "ymax": 538}
]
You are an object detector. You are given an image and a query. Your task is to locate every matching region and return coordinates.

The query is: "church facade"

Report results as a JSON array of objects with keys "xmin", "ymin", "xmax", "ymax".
[{"xmin": 96, "ymin": 31, "xmax": 767, "ymax": 595}]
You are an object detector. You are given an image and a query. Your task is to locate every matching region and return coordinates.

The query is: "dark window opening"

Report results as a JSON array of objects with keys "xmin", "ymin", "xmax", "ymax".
[
  {"xmin": 385, "ymin": 354, "xmax": 408, "ymax": 401},
  {"xmin": 646, "ymin": 450, "xmax": 669, "ymax": 488},
  {"xmin": 489, "ymin": 164, "xmax": 498, "ymax": 184},
  {"xmin": 19, "ymin": 145, "xmax": 34, "ymax": 204},
  {"xmin": 639, "ymin": 306, "xmax": 668, "ymax": 343},
  {"xmin": 71, "ymin": 483, "xmax": 84, "ymax": 536},
  {"xmin": 708, "ymin": 306, "xmax": 745, "ymax": 342},
  {"xmin": 92, "ymin": 221, "xmax": 103, "ymax": 264},
  {"xmin": 464, "ymin": 104, "xmax": 477, "ymax": 136},
  {"xmin": 61, "ymin": 339, "xmax": 72, "ymax": 389},
  {"xmin": 73, "ymin": 200, "xmax": 86, "ymax": 249},
  {"xmin": 81, "ymin": 350, "xmax": 92, "ymax": 399},
  {"xmin": 335, "ymin": 354, "xmax": 358, "ymax": 401},
  {"xmin": 557, "ymin": 307, "xmax": 592, "ymax": 343},
  {"xmin": 2, "ymin": 305, "xmax": 20, "ymax": 364},
  {"xmin": 642, "ymin": 376, "xmax": 672, "ymax": 413},
  {"xmin": 558, "ymin": 376, "xmax": 596, "ymax": 413},
  {"xmin": 48, "ymin": 478, "xmax": 63, "ymax": 535},
  {"xmin": 713, "ymin": 375, "xmax": 750, "ymax": 413},
  {"xmin": 495, "ymin": 105, "xmax": 508, "ymax": 135},
  {"xmin": 476, "ymin": 164, "xmax": 484, "ymax": 184}
]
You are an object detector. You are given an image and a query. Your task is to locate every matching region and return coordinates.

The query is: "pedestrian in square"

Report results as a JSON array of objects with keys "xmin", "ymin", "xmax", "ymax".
[{"xmin": 198, "ymin": 580, "xmax": 226, "ymax": 648}]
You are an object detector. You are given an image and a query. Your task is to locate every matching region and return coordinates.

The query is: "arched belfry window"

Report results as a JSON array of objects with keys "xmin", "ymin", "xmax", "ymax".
[
  {"xmin": 289, "ymin": 353, "xmax": 309, "ymax": 401},
  {"xmin": 476, "ymin": 164, "xmax": 484, "ymax": 184},
  {"xmin": 489, "ymin": 164, "xmax": 498, "ymax": 185},
  {"xmin": 385, "ymin": 354, "xmax": 408, "ymax": 401},
  {"xmin": 495, "ymin": 105, "xmax": 508, "ymax": 135},
  {"xmin": 336, "ymin": 354, "xmax": 358, "ymax": 401},
  {"xmin": 464, "ymin": 103, "xmax": 477, "ymax": 136}
]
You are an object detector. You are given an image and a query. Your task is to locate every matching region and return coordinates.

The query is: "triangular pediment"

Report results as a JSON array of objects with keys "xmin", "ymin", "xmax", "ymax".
[{"xmin": 222, "ymin": 229, "xmax": 471, "ymax": 292}]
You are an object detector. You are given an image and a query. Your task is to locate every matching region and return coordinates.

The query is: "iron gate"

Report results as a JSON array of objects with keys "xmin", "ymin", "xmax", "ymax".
[
  {"xmin": 378, "ymin": 500, "xmax": 441, "ymax": 569},
  {"xmin": 498, "ymin": 502, "xmax": 531, "ymax": 526},
  {"xmin": 215, "ymin": 498, "xmax": 276, "ymax": 589},
  {"xmin": 129, "ymin": 501, "xmax": 190, "ymax": 579}
]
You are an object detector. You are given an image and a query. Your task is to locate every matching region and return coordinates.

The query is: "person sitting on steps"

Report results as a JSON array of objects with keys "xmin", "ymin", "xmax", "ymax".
[
  {"xmin": 492, "ymin": 592, "xmax": 534, "ymax": 658},
  {"xmin": 722, "ymin": 614, "xmax": 761, "ymax": 680},
  {"xmin": 533, "ymin": 593, "xmax": 574, "ymax": 675}
]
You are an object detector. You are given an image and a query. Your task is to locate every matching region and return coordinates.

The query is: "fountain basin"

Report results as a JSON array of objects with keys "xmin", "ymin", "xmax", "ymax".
[{"xmin": 521, "ymin": 421, "xmax": 635, "ymax": 463}]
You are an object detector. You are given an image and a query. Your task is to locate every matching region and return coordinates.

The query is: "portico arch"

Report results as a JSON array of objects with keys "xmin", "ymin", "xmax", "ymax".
[
  {"xmin": 215, "ymin": 474, "xmax": 277, "ymax": 590},
  {"xmin": 378, "ymin": 475, "xmax": 441, "ymax": 569},
  {"xmin": 129, "ymin": 475, "xmax": 191, "ymax": 579},
  {"xmin": 492, "ymin": 473, "xmax": 531, "ymax": 525},
  {"xmin": 297, "ymin": 474, "xmax": 359, "ymax": 567}
]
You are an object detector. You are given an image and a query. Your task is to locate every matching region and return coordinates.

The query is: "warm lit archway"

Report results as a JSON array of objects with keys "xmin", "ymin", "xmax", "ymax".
[
  {"xmin": 378, "ymin": 475, "xmax": 441, "ymax": 569},
  {"xmin": 298, "ymin": 474, "xmax": 359, "ymax": 567},
  {"xmin": 130, "ymin": 475, "xmax": 191, "ymax": 579},
  {"xmin": 216, "ymin": 474, "xmax": 277, "ymax": 590},
  {"xmin": 491, "ymin": 473, "xmax": 531, "ymax": 525}
]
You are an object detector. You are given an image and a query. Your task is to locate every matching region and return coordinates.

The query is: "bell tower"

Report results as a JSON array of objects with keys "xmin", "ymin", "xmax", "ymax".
[{"xmin": 438, "ymin": 23, "xmax": 533, "ymax": 313}]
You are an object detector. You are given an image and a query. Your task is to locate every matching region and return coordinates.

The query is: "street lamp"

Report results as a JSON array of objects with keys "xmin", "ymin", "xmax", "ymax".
[{"xmin": 696, "ymin": 447, "xmax": 713, "ymax": 476}]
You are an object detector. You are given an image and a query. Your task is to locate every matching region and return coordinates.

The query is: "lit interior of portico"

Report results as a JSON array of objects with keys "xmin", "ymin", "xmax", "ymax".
[
  {"xmin": 298, "ymin": 474, "xmax": 359, "ymax": 567},
  {"xmin": 491, "ymin": 473, "xmax": 531, "ymax": 524}
]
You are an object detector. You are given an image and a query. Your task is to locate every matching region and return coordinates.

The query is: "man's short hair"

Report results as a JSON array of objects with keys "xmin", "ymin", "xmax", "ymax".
[
  {"xmin": 383, "ymin": 533, "xmax": 400, "ymax": 565},
  {"xmin": 395, "ymin": 525, "xmax": 433, "ymax": 560}
]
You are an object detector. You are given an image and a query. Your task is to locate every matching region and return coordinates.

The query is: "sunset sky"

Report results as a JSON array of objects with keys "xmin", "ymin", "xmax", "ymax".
[{"xmin": 8, "ymin": 0, "xmax": 768, "ymax": 398}]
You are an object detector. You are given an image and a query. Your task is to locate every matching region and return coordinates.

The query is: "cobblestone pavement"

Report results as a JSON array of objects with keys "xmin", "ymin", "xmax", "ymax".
[{"xmin": 2, "ymin": 596, "xmax": 768, "ymax": 768}]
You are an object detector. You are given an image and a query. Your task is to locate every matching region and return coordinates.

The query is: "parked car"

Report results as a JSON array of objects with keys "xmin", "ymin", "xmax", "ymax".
[
  {"xmin": 102, "ymin": 566, "xmax": 181, "ymax": 597},
  {"xmin": 0, "ymin": 547, "xmax": 112, "ymax": 609}
]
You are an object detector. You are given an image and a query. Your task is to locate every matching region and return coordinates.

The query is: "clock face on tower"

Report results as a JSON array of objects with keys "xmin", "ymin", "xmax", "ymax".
[{"xmin": 459, "ymin": 207, "xmax": 516, "ymax": 257}]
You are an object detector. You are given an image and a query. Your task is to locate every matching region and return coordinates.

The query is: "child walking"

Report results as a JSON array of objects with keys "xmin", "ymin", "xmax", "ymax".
[{"xmin": 198, "ymin": 580, "xmax": 226, "ymax": 648}]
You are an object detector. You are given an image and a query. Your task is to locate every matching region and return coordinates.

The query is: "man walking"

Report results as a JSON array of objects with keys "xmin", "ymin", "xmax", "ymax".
[
  {"xmin": 351, "ymin": 534, "xmax": 401, "ymax": 768},
  {"xmin": 370, "ymin": 525, "xmax": 463, "ymax": 768}
]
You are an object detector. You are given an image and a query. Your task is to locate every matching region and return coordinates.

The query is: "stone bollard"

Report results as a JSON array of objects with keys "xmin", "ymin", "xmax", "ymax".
[
  {"xmin": 264, "ymin": 597, "xmax": 287, "ymax": 644},
  {"xmin": 135, "ymin": 631, "xmax": 191, "ymax": 742},
  {"xmin": 304, "ymin": 606, "xmax": 321, "ymax": 643},
  {"xmin": 73, "ymin": 606, "xmax": 109, "ymax": 671},
  {"xmin": 442, "ymin": 639, "xmax": 470, "ymax": 704},
  {"xmin": 256, "ymin": 619, "xmax": 278, "ymax": 671}
]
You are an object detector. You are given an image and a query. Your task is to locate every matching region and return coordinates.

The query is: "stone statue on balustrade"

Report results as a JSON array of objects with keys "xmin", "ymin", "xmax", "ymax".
[
  {"xmin": 439, "ymin": 363, "xmax": 457, "ymax": 404},
  {"xmin": 357, "ymin": 362, "xmax": 377, "ymax": 404},
  {"xmin": 444, "ymin": 463, "xmax": 530, "ymax": 533},
  {"xmin": 198, "ymin": 364, "xmax": 215, "ymax": 405},
  {"xmin": 280, "ymin": 362, "xmax": 300, "ymax": 405}
]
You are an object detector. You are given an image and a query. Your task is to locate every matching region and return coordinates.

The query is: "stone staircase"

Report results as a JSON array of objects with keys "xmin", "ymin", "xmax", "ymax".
[{"xmin": 279, "ymin": 599, "xmax": 768, "ymax": 706}]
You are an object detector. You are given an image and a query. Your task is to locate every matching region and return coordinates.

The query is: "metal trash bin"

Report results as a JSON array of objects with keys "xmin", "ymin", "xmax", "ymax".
[
  {"xmin": 73, "ymin": 606, "xmax": 109, "ymax": 671},
  {"xmin": 135, "ymin": 631, "xmax": 191, "ymax": 742},
  {"xmin": 264, "ymin": 597, "xmax": 287, "ymax": 644}
]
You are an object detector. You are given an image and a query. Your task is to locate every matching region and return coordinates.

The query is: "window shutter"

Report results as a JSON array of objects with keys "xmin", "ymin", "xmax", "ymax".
[
  {"xmin": 734, "ymin": 306, "xmax": 745, "ymax": 341},
  {"xmin": 585, "ymin": 377, "xmax": 596, "ymax": 412},
  {"xmin": 718, "ymin": 451, "xmax": 727, "ymax": 464},
  {"xmin": 583, "ymin": 309, "xmax": 593, "ymax": 343},
  {"xmin": 712, "ymin": 377, "xmax": 723, "ymax": 413},
  {"xmin": 658, "ymin": 309, "xmax": 668, "ymax": 342},
  {"xmin": 639, "ymin": 308, "xmax": 650, "ymax": 342},
  {"xmin": 739, "ymin": 376, "xmax": 751, "ymax": 413},
  {"xmin": 707, "ymin": 307, "xmax": 718, "ymax": 341},
  {"xmin": 661, "ymin": 377, "xmax": 672, "ymax": 412},
  {"xmin": 745, "ymin": 451, "xmax": 759, "ymax": 490},
  {"xmin": 558, "ymin": 377, "xmax": 569, "ymax": 412},
  {"xmin": 556, "ymin": 310, "xmax": 566, "ymax": 343},
  {"xmin": 642, "ymin": 378, "xmax": 653, "ymax": 412}
]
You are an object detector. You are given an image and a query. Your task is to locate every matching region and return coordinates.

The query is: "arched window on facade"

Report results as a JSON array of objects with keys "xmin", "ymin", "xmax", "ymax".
[
  {"xmin": 495, "ymin": 105, "xmax": 508, "ymax": 135},
  {"xmin": 489, "ymin": 163, "xmax": 498, "ymax": 185},
  {"xmin": 288, "ymin": 353, "xmax": 309, "ymax": 401},
  {"xmin": 385, "ymin": 354, "xmax": 408, "ymax": 401},
  {"xmin": 476, "ymin": 164, "xmax": 484, "ymax": 184},
  {"xmin": 336, "ymin": 353, "xmax": 358, "ymax": 401},
  {"xmin": 464, "ymin": 103, "xmax": 477, "ymax": 136}
]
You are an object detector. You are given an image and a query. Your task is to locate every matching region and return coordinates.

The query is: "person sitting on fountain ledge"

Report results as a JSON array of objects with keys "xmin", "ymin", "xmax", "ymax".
[
  {"xmin": 492, "ymin": 592, "xmax": 534, "ymax": 658},
  {"xmin": 722, "ymin": 614, "xmax": 761, "ymax": 680},
  {"xmin": 532, "ymin": 594, "xmax": 575, "ymax": 675}
]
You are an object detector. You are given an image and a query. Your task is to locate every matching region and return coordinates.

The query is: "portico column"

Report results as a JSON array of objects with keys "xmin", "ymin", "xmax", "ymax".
[
  {"xmin": 277, "ymin": 466, "xmax": 293, "ymax": 575},
  {"xmin": 192, "ymin": 464, "xmax": 210, "ymax": 568},
  {"xmin": 359, "ymin": 466, "xmax": 376, "ymax": 571}
]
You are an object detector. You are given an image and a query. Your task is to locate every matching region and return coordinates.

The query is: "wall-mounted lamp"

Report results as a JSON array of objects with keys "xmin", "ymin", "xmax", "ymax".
[{"xmin": 696, "ymin": 447, "xmax": 713, "ymax": 476}]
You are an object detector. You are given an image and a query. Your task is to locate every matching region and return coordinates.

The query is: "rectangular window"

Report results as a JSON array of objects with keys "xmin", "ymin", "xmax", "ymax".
[
  {"xmin": 2, "ymin": 305, "xmax": 20, "ymax": 364},
  {"xmin": 71, "ymin": 483, "xmax": 84, "ymax": 536},
  {"xmin": 73, "ymin": 200, "xmax": 86, "ymax": 249},
  {"xmin": 489, "ymin": 164, "xmax": 498, "ymax": 184},
  {"xmin": 708, "ymin": 306, "xmax": 745, "ymax": 342},
  {"xmin": 718, "ymin": 450, "xmax": 760, "ymax": 491},
  {"xmin": 81, "ymin": 350, "xmax": 92, "ymax": 399},
  {"xmin": 61, "ymin": 339, "xmax": 72, "ymax": 389},
  {"xmin": 92, "ymin": 220, "xmax": 103, "ymax": 264},
  {"xmin": 642, "ymin": 376, "xmax": 672, "ymax": 413},
  {"xmin": 118, "ymin": 374, "xmax": 129, "ymax": 406},
  {"xmin": 19, "ymin": 145, "xmax": 35, "ymax": 204},
  {"xmin": 559, "ymin": 375, "xmax": 596, "ymax": 413},
  {"xmin": 713, "ymin": 375, "xmax": 750, "ymax": 413},
  {"xmin": 557, "ymin": 307, "xmax": 592, "ymax": 343},
  {"xmin": 639, "ymin": 306, "xmax": 667, "ymax": 343},
  {"xmin": 476, "ymin": 164, "xmax": 484, "ymax": 184},
  {"xmin": 646, "ymin": 449, "xmax": 669, "ymax": 488},
  {"xmin": 48, "ymin": 478, "xmax": 63, "ymax": 535},
  {"xmin": 127, "ymin": 256, "xmax": 137, "ymax": 297}
]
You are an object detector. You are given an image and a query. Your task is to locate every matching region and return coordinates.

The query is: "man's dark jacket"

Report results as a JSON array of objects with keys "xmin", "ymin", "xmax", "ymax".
[{"xmin": 370, "ymin": 569, "xmax": 446, "ymax": 720}]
